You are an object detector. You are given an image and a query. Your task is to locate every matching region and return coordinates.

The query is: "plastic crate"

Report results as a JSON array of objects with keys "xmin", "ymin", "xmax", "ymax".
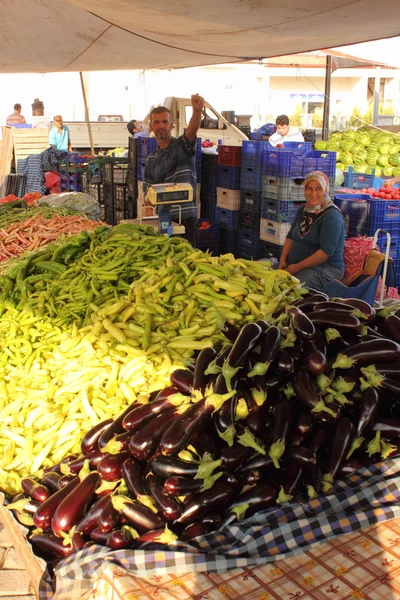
[
  {"xmin": 86, "ymin": 182, "xmax": 104, "ymax": 207},
  {"xmin": 259, "ymin": 240, "xmax": 284, "ymax": 265},
  {"xmin": 196, "ymin": 219, "xmax": 219, "ymax": 254},
  {"xmin": 216, "ymin": 207, "xmax": 239, "ymax": 230},
  {"xmin": 127, "ymin": 168, "xmax": 137, "ymax": 198},
  {"xmin": 137, "ymin": 137, "xmax": 158, "ymax": 158},
  {"xmin": 201, "ymin": 176, "xmax": 217, "ymax": 194},
  {"xmin": 279, "ymin": 141, "xmax": 313, "ymax": 151},
  {"xmin": 262, "ymin": 176, "xmax": 305, "ymax": 201},
  {"xmin": 137, "ymin": 160, "xmax": 146, "ymax": 181},
  {"xmin": 200, "ymin": 199, "xmax": 217, "ymax": 221},
  {"xmin": 201, "ymin": 154, "xmax": 218, "ymax": 175},
  {"xmin": 219, "ymin": 226, "xmax": 238, "ymax": 255},
  {"xmin": 259, "ymin": 218, "xmax": 291, "ymax": 245},
  {"xmin": 261, "ymin": 198, "xmax": 303, "ymax": 223},
  {"xmin": 239, "ymin": 208, "xmax": 261, "ymax": 233},
  {"xmin": 60, "ymin": 170, "xmax": 83, "ymax": 192},
  {"xmin": 237, "ymin": 229, "xmax": 261, "ymax": 259},
  {"xmin": 241, "ymin": 141, "xmax": 268, "ymax": 168},
  {"xmin": 264, "ymin": 149, "xmax": 336, "ymax": 178},
  {"xmin": 240, "ymin": 165, "xmax": 263, "ymax": 191},
  {"xmin": 104, "ymin": 161, "xmax": 129, "ymax": 185},
  {"xmin": 218, "ymin": 145, "xmax": 242, "ymax": 167},
  {"xmin": 217, "ymin": 187, "xmax": 241, "ymax": 211},
  {"xmin": 103, "ymin": 183, "xmax": 133, "ymax": 225},
  {"xmin": 369, "ymin": 199, "xmax": 400, "ymax": 234},
  {"xmin": 333, "ymin": 194, "xmax": 371, "ymax": 236},
  {"xmin": 343, "ymin": 166, "xmax": 375, "ymax": 190},
  {"xmin": 240, "ymin": 189, "xmax": 262, "ymax": 212},
  {"xmin": 65, "ymin": 152, "xmax": 90, "ymax": 165},
  {"xmin": 378, "ymin": 235, "xmax": 400, "ymax": 284},
  {"xmin": 217, "ymin": 165, "xmax": 241, "ymax": 190},
  {"xmin": 128, "ymin": 137, "xmax": 137, "ymax": 168}
]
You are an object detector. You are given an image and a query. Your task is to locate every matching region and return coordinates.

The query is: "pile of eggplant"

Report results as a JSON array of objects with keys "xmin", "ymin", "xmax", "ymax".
[{"xmin": 7, "ymin": 290, "xmax": 400, "ymax": 563}]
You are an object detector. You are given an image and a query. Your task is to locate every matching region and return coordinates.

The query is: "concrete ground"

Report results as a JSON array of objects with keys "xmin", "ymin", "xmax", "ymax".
[{"xmin": 0, "ymin": 522, "xmax": 36, "ymax": 599}]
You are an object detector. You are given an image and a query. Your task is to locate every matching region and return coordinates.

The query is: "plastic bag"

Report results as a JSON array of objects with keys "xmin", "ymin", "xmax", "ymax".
[{"xmin": 37, "ymin": 192, "xmax": 101, "ymax": 219}]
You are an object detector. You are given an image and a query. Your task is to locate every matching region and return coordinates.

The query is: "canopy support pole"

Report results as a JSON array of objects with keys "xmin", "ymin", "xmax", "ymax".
[
  {"xmin": 79, "ymin": 72, "xmax": 94, "ymax": 155},
  {"xmin": 372, "ymin": 66, "xmax": 381, "ymax": 126},
  {"xmin": 322, "ymin": 55, "xmax": 332, "ymax": 140}
]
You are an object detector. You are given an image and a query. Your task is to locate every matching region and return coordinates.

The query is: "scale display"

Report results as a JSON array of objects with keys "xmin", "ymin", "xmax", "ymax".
[{"xmin": 146, "ymin": 183, "xmax": 193, "ymax": 205}]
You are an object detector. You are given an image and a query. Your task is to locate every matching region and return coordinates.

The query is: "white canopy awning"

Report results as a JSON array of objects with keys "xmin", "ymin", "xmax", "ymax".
[{"xmin": 1, "ymin": 0, "xmax": 400, "ymax": 72}]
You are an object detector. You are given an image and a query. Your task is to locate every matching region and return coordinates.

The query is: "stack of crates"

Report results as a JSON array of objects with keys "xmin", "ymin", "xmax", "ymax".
[
  {"xmin": 238, "ymin": 141, "xmax": 269, "ymax": 259},
  {"xmin": 136, "ymin": 137, "xmax": 158, "ymax": 218},
  {"xmin": 217, "ymin": 145, "xmax": 242, "ymax": 255},
  {"xmin": 127, "ymin": 137, "xmax": 138, "ymax": 219},
  {"xmin": 102, "ymin": 157, "xmax": 132, "ymax": 225},
  {"xmin": 59, "ymin": 153, "xmax": 89, "ymax": 192},
  {"xmin": 260, "ymin": 143, "xmax": 336, "ymax": 256},
  {"xmin": 200, "ymin": 154, "xmax": 218, "ymax": 220}
]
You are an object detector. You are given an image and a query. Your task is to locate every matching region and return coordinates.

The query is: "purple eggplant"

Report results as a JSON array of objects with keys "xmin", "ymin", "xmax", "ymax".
[
  {"xmin": 284, "ymin": 446, "xmax": 317, "ymax": 467},
  {"xmin": 164, "ymin": 476, "xmax": 205, "ymax": 496},
  {"xmin": 97, "ymin": 452, "xmax": 130, "ymax": 482},
  {"xmin": 334, "ymin": 298, "xmax": 375, "ymax": 321},
  {"xmin": 322, "ymin": 418, "xmax": 355, "ymax": 492},
  {"xmin": 33, "ymin": 476, "xmax": 80, "ymax": 531},
  {"xmin": 313, "ymin": 300, "xmax": 357, "ymax": 313},
  {"xmin": 376, "ymin": 362, "xmax": 400, "ymax": 380},
  {"xmin": 268, "ymin": 400, "xmax": 292, "ymax": 469},
  {"xmin": 128, "ymin": 407, "xmax": 177, "ymax": 461},
  {"xmin": 248, "ymin": 326, "xmax": 281, "ymax": 382},
  {"xmin": 75, "ymin": 494, "xmax": 111, "ymax": 535},
  {"xmin": 339, "ymin": 458, "xmax": 364, "ymax": 476},
  {"xmin": 226, "ymin": 483, "xmax": 277, "ymax": 517},
  {"xmin": 159, "ymin": 390, "xmax": 234, "ymax": 456},
  {"xmin": 98, "ymin": 399, "xmax": 140, "ymax": 449},
  {"xmin": 287, "ymin": 307, "xmax": 315, "ymax": 341},
  {"xmin": 220, "ymin": 444, "xmax": 253, "ymax": 472},
  {"xmin": 30, "ymin": 533, "xmax": 72, "ymax": 559},
  {"xmin": 122, "ymin": 390, "xmax": 184, "ymax": 432},
  {"xmin": 121, "ymin": 458, "xmax": 148, "ymax": 499},
  {"xmin": 98, "ymin": 496, "xmax": 120, "ymax": 533},
  {"xmin": 222, "ymin": 322, "xmax": 263, "ymax": 391},
  {"xmin": 51, "ymin": 471, "xmax": 100, "ymax": 537},
  {"xmin": 175, "ymin": 479, "xmax": 233, "ymax": 526},
  {"xmin": 106, "ymin": 528, "xmax": 135, "ymax": 549},
  {"xmin": 41, "ymin": 472, "xmax": 63, "ymax": 493},
  {"xmin": 304, "ymin": 350, "xmax": 327, "ymax": 376},
  {"xmin": 111, "ymin": 496, "xmax": 165, "ymax": 534},
  {"xmin": 372, "ymin": 418, "xmax": 400, "ymax": 439},
  {"xmin": 170, "ymin": 369, "xmax": 194, "ymax": 394},
  {"xmin": 308, "ymin": 310, "xmax": 361, "ymax": 333},
  {"xmin": 21, "ymin": 478, "xmax": 51, "ymax": 503},
  {"xmin": 146, "ymin": 473, "xmax": 182, "ymax": 521},
  {"xmin": 222, "ymin": 321, "xmax": 240, "ymax": 342},
  {"xmin": 90, "ymin": 526, "xmax": 109, "ymax": 544},
  {"xmin": 380, "ymin": 376, "xmax": 400, "ymax": 400},
  {"xmin": 333, "ymin": 339, "xmax": 400, "ymax": 368},
  {"xmin": 81, "ymin": 418, "xmax": 113, "ymax": 455},
  {"xmin": 347, "ymin": 387, "xmax": 380, "ymax": 458},
  {"xmin": 238, "ymin": 454, "xmax": 273, "ymax": 475},
  {"xmin": 274, "ymin": 349, "xmax": 295, "ymax": 375},
  {"xmin": 292, "ymin": 370, "xmax": 336, "ymax": 417},
  {"xmin": 150, "ymin": 455, "xmax": 221, "ymax": 480},
  {"xmin": 193, "ymin": 347, "xmax": 217, "ymax": 392},
  {"xmin": 61, "ymin": 450, "xmax": 103, "ymax": 476},
  {"xmin": 279, "ymin": 465, "xmax": 303, "ymax": 502},
  {"xmin": 382, "ymin": 314, "xmax": 400, "ymax": 344},
  {"xmin": 295, "ymin": 414, "xmax": 314, "ymax": 435},
  {"xmin": 181, "ymin": 522, "xmax": 210, "ymax": 540},
  {"xmin": 71, "ymin": 531, "xmax": 85, "ymax": 553}
]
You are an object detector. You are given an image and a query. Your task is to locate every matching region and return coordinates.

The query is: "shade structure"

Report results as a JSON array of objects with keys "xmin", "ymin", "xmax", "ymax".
[{"xmin": 0, "ymin": 0, "xmax": 400, "ymax": 73}]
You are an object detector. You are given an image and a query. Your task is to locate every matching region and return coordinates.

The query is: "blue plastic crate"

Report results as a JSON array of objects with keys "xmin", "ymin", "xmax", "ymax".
[
  {"xmin": 241, "ymin": 141, "xmax": 268, "ymax": 168},
  {"xmin": 240, "ymin": 189, "xmax": 262, "ymax": 212},
  {"xmin": 137, "ymin": 137, "xmax": 158, "ymax": 158},
  {"xmin": 279, "ymin": 141, "xmax": 313, "ymax": 151},
  {"xmin": 201, "ymin": 176, "xmax": 217, "ymax": 193},
  {"xmin": 60, "ymin": 172, "xmax": 83, "ymax": 192},
  {"xmin": 377, "ymin": 235, "xmax": 400, "ymax": 286},
  {"xmin": 239, "ymin": 207, "xmax": 260, "ymax": 233},
  {"xmin": 369, "ymin": 198, "xmax": 400, "ymax": 234},
  {"xmin": 216, "ymin": 207, "xmax": 239, "ymax": 230},
  {"xmin": 240, "ymin": 165, "xmax": 263, "ymax": 191},
  {"xmin": 196, "ymin": 220, "xmax": 219, "ymax": 254},
  {"xmin": 261, "ymin": 198, "xmax": 303, "ymax": 223},
  {"xmin": 201, "ymin": 155, "xmax": 218, "ymax": 175},
  {"xmin": 237, "ymin": 229, "xmax": 261, "ymax": 259},
  {"xmin": 343, "ymin": 166, "xmax": 375, "ymax": 190},
  {"xmin": 219, "ymin": 226, "xmax": 238, "ymax": 255},
  {"xmin": 217, "ymin": 165, "xmax": 241, "ymax": 190},
  {"xmin": 334, "ymin": 194, "xmax": 371, "ymax": 236},
  {"xmin": 302, "ymin": 150, "xmax": 337, "ymax": 178},
  {"xmin": 264, "ymin": 149, "xmax": 336, "ymax": 178},
  {"xmin": 137, "ymin": 160, "xmax": 146, "ymax": 181},
  {"xmin": 200, "ymin": 200, "xmax": 217, "ymax": 221}
]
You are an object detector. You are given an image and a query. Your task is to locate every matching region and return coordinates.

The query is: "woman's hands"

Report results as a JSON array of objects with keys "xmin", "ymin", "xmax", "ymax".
[{"xmin": 284, "ymin": 264, "xmax": 300, "ymax": 275}]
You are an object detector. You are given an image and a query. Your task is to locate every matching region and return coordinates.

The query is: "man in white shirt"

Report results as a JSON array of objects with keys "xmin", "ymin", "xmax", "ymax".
[{"xmin": 268, "ymin": 114, "xmax": 304, "ymax": 147}]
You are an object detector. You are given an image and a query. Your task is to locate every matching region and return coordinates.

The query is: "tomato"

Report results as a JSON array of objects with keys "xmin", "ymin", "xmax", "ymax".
[{"xmin": 386, "ymin": 194, "xmax": 393, "ymax": 199}]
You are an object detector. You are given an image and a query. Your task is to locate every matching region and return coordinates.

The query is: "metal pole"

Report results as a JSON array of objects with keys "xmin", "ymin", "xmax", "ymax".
[
  {"xmin": 79, "ymin": 72, "xmax": 95, "ymax": 155},
  {"xmin": 322, "ymin": 55, "xmax": 332, "ymax": 140},
  {"xmin": 372, "ymin": 66, "xmax": 381, "ymax": 126}
]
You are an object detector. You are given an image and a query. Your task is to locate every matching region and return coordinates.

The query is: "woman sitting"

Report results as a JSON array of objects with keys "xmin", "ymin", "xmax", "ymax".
[{"xmin": 278, "ymin": 170, "xmax": 345, "ymax": 291}]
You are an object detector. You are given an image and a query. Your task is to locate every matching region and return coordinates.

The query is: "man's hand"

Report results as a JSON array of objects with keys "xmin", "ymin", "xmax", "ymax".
[{"xmin": 191, "ymin": 94, "xmax": 205, "ymax": 112}]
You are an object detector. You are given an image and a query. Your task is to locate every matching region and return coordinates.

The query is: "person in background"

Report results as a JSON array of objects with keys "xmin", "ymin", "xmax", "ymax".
[
  {"xmin": 278, "ymin": 171, "xmax": 345, "ymax": 291},
  {"xmin": 268, "ymin": 114, "xmax": 304, "ymax": 147},
  {"xmin": 127, "ymin": 119, "xmax": 149, "ymax": 138},
  {"xmin": 385, "ymin": 176, "xmax": 400, "ymax": 186},
  {"xmin": 49, "ymin": 116, "xmax": 71, "ymax": 152},
  {"xmin": 144, "ymin": 94, "xmax": 204, "ymax": 247},
  {"xmin": 6, "ymin": 103, "xmax": 26, "ymax": 126}
]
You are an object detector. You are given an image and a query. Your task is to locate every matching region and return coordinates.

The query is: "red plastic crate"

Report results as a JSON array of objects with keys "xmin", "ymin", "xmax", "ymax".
[{"xmin": 218, "ymin": 145, "xmax": 242, "ymax": 167}]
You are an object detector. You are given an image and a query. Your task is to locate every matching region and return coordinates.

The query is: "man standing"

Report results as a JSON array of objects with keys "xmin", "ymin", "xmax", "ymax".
[
  {"xmin": 268, "ymin": 114, "xmax": 304, "ymax": 147},
  {"xmin": 144, "ymin": 94, "xmax": 204, "ymax": 246},
  {"xmin": 6, "ymin": 103, "xmax": 26, "ymax": 126},
  {"xmin": 49, "ymin": 115, "xmax": 72, "ymax": 152}
]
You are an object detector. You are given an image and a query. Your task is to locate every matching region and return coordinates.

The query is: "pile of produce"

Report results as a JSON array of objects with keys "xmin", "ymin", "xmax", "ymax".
[
  {"xmin": 0, "ymin": 207, "xmax": 105, "ymax": 262},
  {"xmin": 0, "ymin": 224, "xmax": 304, "ymax": 493},
  {"xmin": 6, "ymin": 292, "xmax": 400, "ymax": 559},
  {"xmin": 0, "ymin": 192, "xmax": 41, "ymax": 206},
  {"xmin": 315, "ymin": 127, "xmax": 400, "ymax": 178}
]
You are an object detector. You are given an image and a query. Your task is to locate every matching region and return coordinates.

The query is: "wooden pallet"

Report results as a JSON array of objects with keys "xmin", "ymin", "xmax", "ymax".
[
  {"xmin": 0, "ymin": 497, "xmax": 43, "ymax": 599},
  {"xmin": 13, "ymin": 129, "xmax": 49, "ymax": 166}
]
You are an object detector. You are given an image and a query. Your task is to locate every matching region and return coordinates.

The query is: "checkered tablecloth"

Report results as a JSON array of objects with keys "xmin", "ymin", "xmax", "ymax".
[{"xmin": 38, "ymin": 458, "xmax": 400, "ymax": 600}]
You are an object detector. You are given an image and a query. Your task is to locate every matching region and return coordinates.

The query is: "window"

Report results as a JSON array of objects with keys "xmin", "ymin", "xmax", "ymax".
[{"xmin": 184, "ymin": 104, "xmax": 222, "ymax": 130}]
